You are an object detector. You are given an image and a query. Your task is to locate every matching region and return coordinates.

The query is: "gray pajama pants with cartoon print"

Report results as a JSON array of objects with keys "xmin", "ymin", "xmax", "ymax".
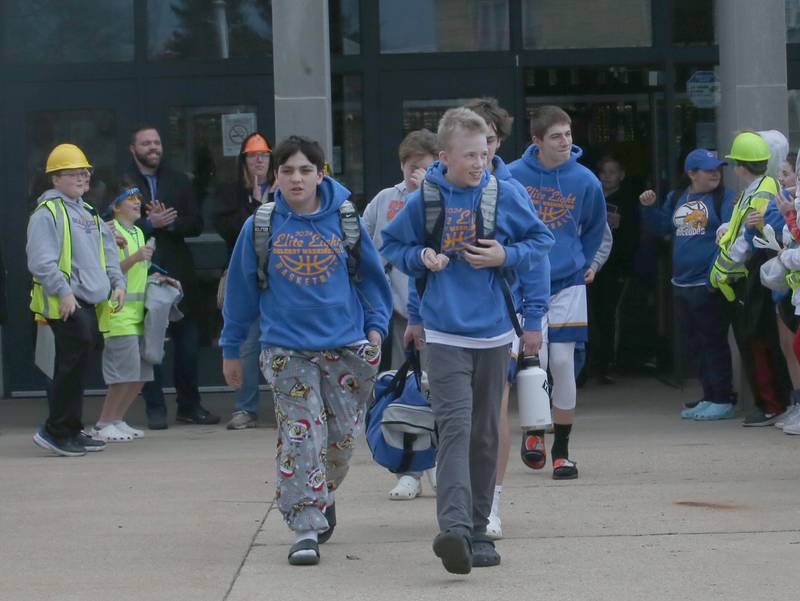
[{"xmin": 262, "ymin": 343, "xmax": 380, "ymax": 532}]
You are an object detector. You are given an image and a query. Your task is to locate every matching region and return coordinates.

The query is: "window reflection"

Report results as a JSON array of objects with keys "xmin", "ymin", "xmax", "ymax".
[
  {"xmin": 332, "ymin": 75, "xmax": 365, "ymax": 207},
  {"xmin": 147, "ymin": 0, "xmax": 273, "ymax": 61},
  {"xmin": 673, "ymin": 0, "xmax": 715, "ymax": 46},
  {"xmin": 402, "ymin": 98, "xmax": 470, "ymax": 136},
  {"xmin": 789, "ymin": 90, "xmax": 800, "ymax": 151},
  {"xmin": 788, "ymin": 0, "xmax": 800, "ymax": 43},
  {"xmin": 26, "ymin": 110, "xmax": 117, "ymax": 208},
  {"xmin": 330, "ymin": 0, "xmax": 360, "ymax": 55},
  {"xmin": 167, "ymin": 105, "xmax": 259, "ymax": 229},
  {"xmin": 522, "ymin": 0, "xmax": 651, "ymax": 49},
  {"xmin": 379, "ymin": 0, "xmax": 509, "ymax": 54},
  {"xmin": 3, "ymin": 0, "xmax": 133, "ymax": 64}
]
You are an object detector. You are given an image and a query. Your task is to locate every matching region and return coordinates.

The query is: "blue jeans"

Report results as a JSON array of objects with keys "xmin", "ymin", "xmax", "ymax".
[{"xmin": 234, "ymin": 320, "xmax": 263, "ymax": 415}]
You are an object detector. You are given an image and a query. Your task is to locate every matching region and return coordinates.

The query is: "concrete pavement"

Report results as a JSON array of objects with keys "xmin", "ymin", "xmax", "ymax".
[{"xmin": 1, "ymin": 378, "xmax": 799, "ymax": 601}]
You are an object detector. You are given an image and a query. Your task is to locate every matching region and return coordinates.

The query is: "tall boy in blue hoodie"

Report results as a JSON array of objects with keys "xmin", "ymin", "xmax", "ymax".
[
  {"xmin": 220, "ymin": 136, "xmax": 391, "ymax": 566},
  {"xmin": 509, "ymin": 105, "xmax": 607, "ymax": 480},
  {"xmin": 382, "ymin": 108, "xmax": 553, "ymax": 574}
]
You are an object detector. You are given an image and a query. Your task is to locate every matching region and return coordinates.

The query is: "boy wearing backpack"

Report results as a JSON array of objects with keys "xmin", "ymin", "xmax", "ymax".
[
  {"xmin": 381, "ymin": 108, "xmax": 553, "ymax": 574},
  {"xmin": 363, "ymin": 128, "xmax": 438, "ymax": 501},
  {"xmin": 509, "ymin": 105, "xmax": 607, "ymax": 481},
  {"xmin": 220, "ymin": 136, "xmax": 391, "ymax": 566}
]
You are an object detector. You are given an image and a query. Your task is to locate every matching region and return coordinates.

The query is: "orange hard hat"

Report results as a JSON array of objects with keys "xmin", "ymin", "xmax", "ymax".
[{"xmin": 243, "ymin": 134, "xmax": 271, "ymax": 154}]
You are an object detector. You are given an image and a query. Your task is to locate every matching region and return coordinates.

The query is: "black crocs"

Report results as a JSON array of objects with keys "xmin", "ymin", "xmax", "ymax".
[
  {"xmin": 288, "ymin": 539, "xmax": 320, "ymax": 566},
  {"xmin": 432, "ymin": 527, "xmax": 472, "ymax": 574},
  {"xmin": 318, "ymin": 503, "xmax": 336, "ymax": 544},
  {"xmin": 471, "ymin": 533, "xmax": 501, "ymax": 567}
]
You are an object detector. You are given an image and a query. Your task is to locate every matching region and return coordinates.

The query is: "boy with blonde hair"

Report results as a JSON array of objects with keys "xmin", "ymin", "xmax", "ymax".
[{"xmin": 382, "ymin": 108, "xmax": 553, "ymax": 573}]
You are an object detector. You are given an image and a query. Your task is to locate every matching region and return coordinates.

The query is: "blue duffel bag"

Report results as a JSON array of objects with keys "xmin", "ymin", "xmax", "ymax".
[{"xmin": 366, "ymin": 348, "xmax": 437, "ymax": 473}]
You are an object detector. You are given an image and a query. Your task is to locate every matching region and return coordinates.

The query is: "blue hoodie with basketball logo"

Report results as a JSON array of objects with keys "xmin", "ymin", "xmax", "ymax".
[
  {"xmin": 380, "ymin": 161, "xmax": 554, "ymax": 336},
  {"xmin": 509, "ymin": 145, "xmax": 607, "ymax": 294},
  {"xmin": 220, "ymin": 176, "xmax": 392, "ymax": 356}
]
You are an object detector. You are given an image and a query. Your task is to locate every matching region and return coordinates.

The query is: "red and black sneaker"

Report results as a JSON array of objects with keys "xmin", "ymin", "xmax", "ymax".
[
  {"xmin": 520, "ymin": 431, "xmax": 546, "ymax": 470},
  {"xmin": 552, "ymin": 457, "xmax": 578, "ymax": 480}
]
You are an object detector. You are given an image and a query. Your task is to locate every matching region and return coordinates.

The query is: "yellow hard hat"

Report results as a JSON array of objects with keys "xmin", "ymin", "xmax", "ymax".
[
  {"xmin": 725, "ymin": 132, "xmax": 771, "ymax": 162},
  {"xmin": 45, "ymin": 143, "xmax": 92, "ymax": 174}
]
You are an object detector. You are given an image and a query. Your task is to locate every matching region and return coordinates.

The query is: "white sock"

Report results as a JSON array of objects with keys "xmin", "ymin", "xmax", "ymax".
[
  {"xmin": 295, "ymin": 530, "xmax": 318, "ymax": 544},
  {"xmin": 491, "ymin": 485, "xmax": 503, "ymax": 516},
  {"xmin": 95, "ymin": 421, "xmax": 112, "ymax": 429}
]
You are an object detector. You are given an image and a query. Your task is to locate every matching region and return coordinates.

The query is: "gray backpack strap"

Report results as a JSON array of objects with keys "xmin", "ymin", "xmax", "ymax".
[
  {"xmin": 338, "ymin": 200, "xmax": 361, "ymax": 280},
  {"xmin": 480, "ymin": 175, "xmax": 498, "ymax": 238},
  {"xmin": 421, "ymin": 179, "xmax": 442, "ymax": 240},
  {"xmin": 253, "ymin": 202, "xmax": 276, "ymax": 290}
]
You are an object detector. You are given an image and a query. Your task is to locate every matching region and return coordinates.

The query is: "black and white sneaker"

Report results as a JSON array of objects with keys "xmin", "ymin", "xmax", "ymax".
[
  {"xmin": 742, "ymin": 410, "xmax": 780, "ymax": 427},
  {"xmin": 77, "ymin": 431, "xmax": 107, "ymax": 452},
  {"xmin": 33, "ymin": 429, "xmax": 86, "ymax": 457}
]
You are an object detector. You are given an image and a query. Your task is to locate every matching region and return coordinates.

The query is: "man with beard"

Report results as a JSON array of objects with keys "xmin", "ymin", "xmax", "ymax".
[{"xmin": 125, "ymin": 125, "xmax": 220, "ymax": 429}]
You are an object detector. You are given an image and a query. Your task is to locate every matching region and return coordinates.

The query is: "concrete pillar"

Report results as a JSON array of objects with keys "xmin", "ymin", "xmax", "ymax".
[
  {"xmin": 716, "ymin": 0, "xmax": 788, "ymax": 167},
  {"xmin": 716, "ymin": 0, "xmax": 788, "ymax": 411},
  {"xmin": 271, "ymin": 0, "xmax": 333, "ymax": 161}
]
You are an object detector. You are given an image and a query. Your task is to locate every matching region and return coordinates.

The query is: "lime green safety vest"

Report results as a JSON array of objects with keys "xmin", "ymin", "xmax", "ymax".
[
  {"xmin": 107, "ymin": 220, "xmax": 147, "ymax": 338},
  {"xmin": 715, "ymin": 176, "xmax": 779, "ymax": 278},
  {"xmin": 29, "ymin": 197, "xmax": 112, "ymax": 331}
]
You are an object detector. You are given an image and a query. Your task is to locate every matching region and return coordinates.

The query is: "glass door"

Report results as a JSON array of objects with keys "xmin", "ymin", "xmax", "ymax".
[
  {"xmin": 377, "ymin": 67, "xmax": 517, "ymax": 188},
  {"xmin": 3, "ymin": 80, "xmax": 138, "ymax": 394},
  {"xmin": 141, "ymin": 76, "xmax": 274, "ymax": 388},
  {"xmin": 524, "ymin": 91, "xmax": 672, "ymax": 376}
]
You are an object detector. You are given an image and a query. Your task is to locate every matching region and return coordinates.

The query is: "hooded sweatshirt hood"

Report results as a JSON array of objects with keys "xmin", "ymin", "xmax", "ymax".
[{"xmin": 509, "ymin": 144, "xmax": 607, "ymax": 291}]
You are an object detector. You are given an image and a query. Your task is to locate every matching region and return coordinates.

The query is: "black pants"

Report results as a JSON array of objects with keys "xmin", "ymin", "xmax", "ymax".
[
  {"xmin": 588, "ymin": 271, "xmax": 625, "ymax": 376},
  {"xmin": 46, "ymin": 304, "xmax": 101, "ymax": 441},
  {"xmin": 730, "ymin": 277, "xmax": 791, "ymax": 414},
  {"xmin": 142, "ymin": 316, "xmax": 200, "ymax": 417},
  {"xmin": 673, "ymin": 286, "xmax": 733, "ymax": 404}
]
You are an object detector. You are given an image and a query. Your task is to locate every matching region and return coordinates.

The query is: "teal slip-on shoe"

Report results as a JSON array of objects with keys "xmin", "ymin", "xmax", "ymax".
[
  {"xmin": 693, "ymin": 402, "xmax": 736, "ymax": 421},
  {"xmin": 681, "ymin": 401, "xmax": 712, "ymax": 419}
]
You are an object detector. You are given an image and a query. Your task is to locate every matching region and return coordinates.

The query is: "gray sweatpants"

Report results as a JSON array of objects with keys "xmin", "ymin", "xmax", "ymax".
[
  {"xmin": 424, "ymin": 342, "xmax": 510, "ymax": 533},
  {"xmin": 262, "ymin": 343, "xmax": 380, "ymax": 532}
]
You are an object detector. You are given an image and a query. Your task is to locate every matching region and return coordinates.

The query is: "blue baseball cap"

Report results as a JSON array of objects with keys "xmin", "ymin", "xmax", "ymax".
[{"xmin": 684, "ymin": 148, "xmax": 727, "ymax": 172}]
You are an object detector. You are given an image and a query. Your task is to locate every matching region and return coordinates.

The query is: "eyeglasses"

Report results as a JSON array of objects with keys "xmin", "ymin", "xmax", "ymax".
[
  {"xmin": 58, "ymin": 169, "xmax": 93, "ymax": 180},
  {"xmin": 246, "ymin": 152, "xmax": 270, "ymax": 161}
]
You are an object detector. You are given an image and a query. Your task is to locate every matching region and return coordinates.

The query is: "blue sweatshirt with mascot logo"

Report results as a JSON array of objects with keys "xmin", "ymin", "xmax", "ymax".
[
  {"xmin": 509, "ymin": 145, "xmax": 607, "ymax": 294},
  {"xmin": 405, "ymin": 155, "xmax": 552, "ymax": 329},
  {"xmin": 380, "ymin": 161, "xmax": 554, "ymax": 336},
  {"xmin": 220, "ymin": 176, "xmax": 392, "ymax": 356}
]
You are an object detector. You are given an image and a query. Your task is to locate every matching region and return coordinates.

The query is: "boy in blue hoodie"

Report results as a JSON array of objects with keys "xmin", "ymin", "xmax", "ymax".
[
  {"xmin": 509, "ymin": 105, "xmax": 607, "ymax": 480},
  {"xmin": 382, "ymin": 107, "xmax": 553, "ymax": 574},
  {"xmin": 461, "ymin": 97, "xmax": 550, "ymax": 539},
  {"xmin": 220, "ymin": 136, "xmax": 391, "ymax": 566}
]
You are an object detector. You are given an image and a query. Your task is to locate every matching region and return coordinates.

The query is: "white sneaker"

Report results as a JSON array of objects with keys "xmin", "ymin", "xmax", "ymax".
[
  {"xmin": 784, "ymin": 420, "xmax": 800, "ymax": 435},
  {"xmin": 782, "ymin": 408, "xmax": 800, "ymax": 433},
  {"xmin": 775, "ymin": 404, "xmax": 800, "ymax": 429},
  {"xmin": 486, "ymin": 513, "xmax": 503, "ymax": 540},
  {"xmin": 91, "ymin": 423, "xmax": 133, "ymax": 442},
  {"xmin": 115, "ymin": 421, "xmax": 145, "ymax": 438},
  {"xmin": 388, "ymin": 475, "xmax": 421, "ymax": 500}
]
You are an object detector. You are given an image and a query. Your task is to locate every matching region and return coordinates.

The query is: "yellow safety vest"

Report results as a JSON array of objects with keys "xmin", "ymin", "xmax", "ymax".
[
  {"xmin": 714, "ymin": 176, "xmax": 779, "ymax": 278},
  {"xmin": 787, "ymin": 271, "xmax": 800, "ymax": 293},
  {"xmin": 107, "ymin": 220, "xmax": 147, "ymax": 338},
  {"xmin": 719, "ymin": 176, "xmax": 778, "ymax": 251},
  {"xmin": 29, "ymin": 197, "xmax": 112, "ymax": 331}
]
